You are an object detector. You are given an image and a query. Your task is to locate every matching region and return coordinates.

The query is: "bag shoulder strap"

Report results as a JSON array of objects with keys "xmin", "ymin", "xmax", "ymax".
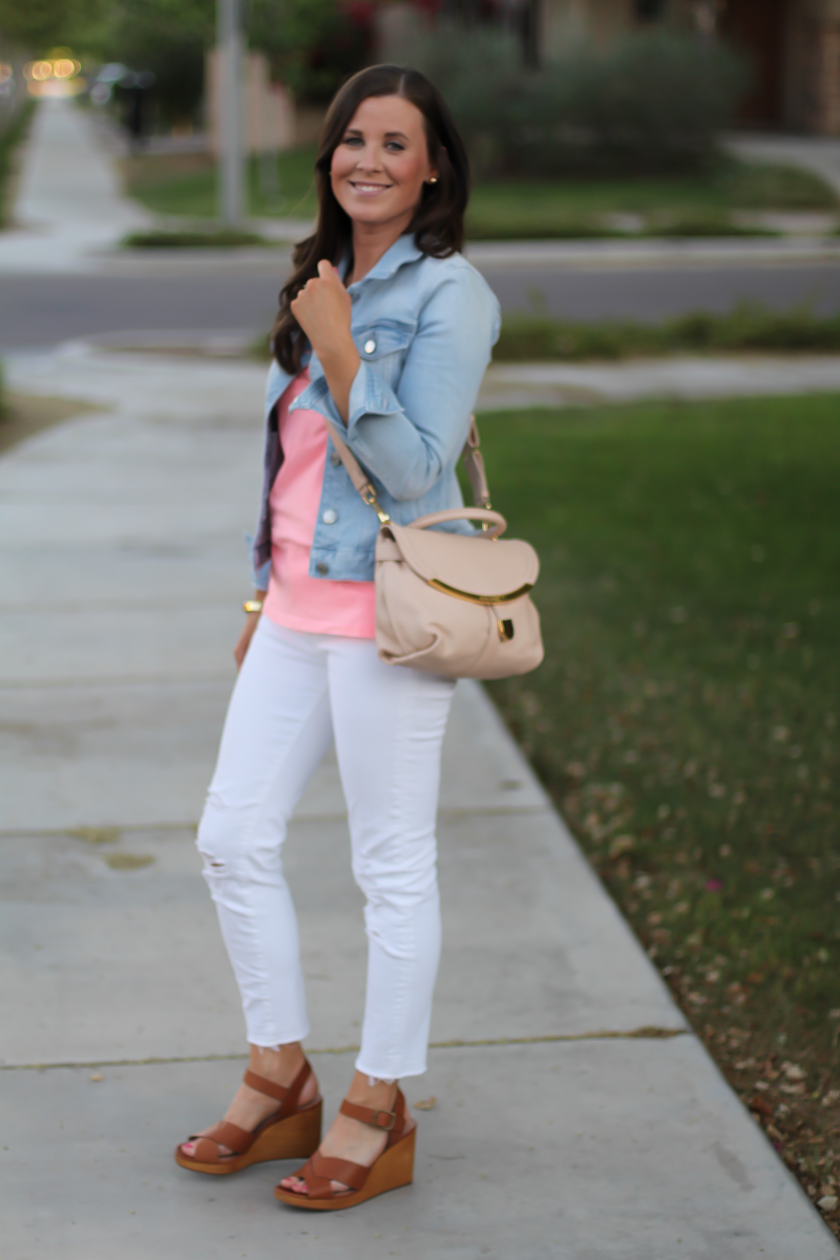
[
  {"xmin": 322, "ymin": 414, "xmax": 374, "ymax": 501},
  {"xmin": 322, "ymin": 414, "xmax": 492, "ymax": 521},
  {"xmin": 462, "ymin": 417, "xmax": 491, "ymax": 510}
]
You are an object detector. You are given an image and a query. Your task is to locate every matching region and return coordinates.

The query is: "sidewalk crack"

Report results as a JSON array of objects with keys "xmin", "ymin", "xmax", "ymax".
[{"xmin": 0, "ymin": 1027, "xmax": 690, "ymax": 1072}]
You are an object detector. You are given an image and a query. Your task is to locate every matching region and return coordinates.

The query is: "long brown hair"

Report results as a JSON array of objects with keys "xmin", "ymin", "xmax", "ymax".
[{"xmin": 272, "ymin": 64, "xmax": 470, "ymax": 375}]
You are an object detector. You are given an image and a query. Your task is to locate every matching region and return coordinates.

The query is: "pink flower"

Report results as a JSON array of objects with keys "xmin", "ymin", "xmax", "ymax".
[{"xmin": 706, "ymin": 878, "xmax": 723, "ymax": 892}]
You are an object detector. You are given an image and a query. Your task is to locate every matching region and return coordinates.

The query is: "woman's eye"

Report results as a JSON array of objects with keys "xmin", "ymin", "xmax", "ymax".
[{"xmin": 342, "ymin": 136, "xmax": 363, "ymax": 147}]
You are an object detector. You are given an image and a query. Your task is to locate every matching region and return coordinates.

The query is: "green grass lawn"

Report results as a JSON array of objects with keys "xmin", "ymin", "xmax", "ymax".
[
  {"xmin": 0, "ymin": 100, "xmax": 35, "ymax": 228},
  {"xmin": 467, "ymin": 162, "xmax": 838, "ymax": 238},
  {"xmin": 495, "ymin": 307, "xmax": 840, "ymax": 361},
  {"xmin": 0, "ymin": 102, "xmax": 36, "ymax": 414},
  {"xmin": 122, "ymin": 147, "xmax": 837, "ymax": 237},
  {"xmin": 474, "ymin": 394, "xmax": 840, "ymax": 1230},
  {"xmin": 122, "ymin": 227, "xmax": 273, "ymax": 249},
  {"xmin": 121, "ymin": 149, "xmax": 319, "ymax": 221}
]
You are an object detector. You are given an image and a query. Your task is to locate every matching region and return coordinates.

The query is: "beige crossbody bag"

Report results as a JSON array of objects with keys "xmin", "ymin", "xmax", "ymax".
[{"xmin": 323, "ymin": 415, "xmax": 544, "ymax": 680}]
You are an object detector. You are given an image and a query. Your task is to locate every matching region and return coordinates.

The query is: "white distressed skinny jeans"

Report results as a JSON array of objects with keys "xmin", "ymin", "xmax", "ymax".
[{"xmin": 197, "ymin": 617, "xmax": 455, "ymax": 1080}]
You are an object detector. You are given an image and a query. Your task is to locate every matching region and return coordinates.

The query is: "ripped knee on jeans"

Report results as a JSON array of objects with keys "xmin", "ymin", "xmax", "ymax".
[{"xmin": 197, "ymin": 791, "xmax": 230, "ymax": 872}]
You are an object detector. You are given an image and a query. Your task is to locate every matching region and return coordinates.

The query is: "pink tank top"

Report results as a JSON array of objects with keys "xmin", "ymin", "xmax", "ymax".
[{"xmin": 262, "ymin": 369, "xmax": 377, "ymax": 638}]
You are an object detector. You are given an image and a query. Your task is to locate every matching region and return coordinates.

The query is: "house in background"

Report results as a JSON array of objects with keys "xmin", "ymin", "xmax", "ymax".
[
  {"xmin": 534, "ymin": 0, "xmax": 840, "ymax": 133},
  {"xmin": 411, "ymin": 0, "xmax": 839, "ymax": 134}
]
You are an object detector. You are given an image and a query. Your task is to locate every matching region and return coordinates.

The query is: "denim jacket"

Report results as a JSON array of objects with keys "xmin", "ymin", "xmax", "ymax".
[{"xmin": 250, "ymin": 233, "xmax": 501, "ymax": 588}]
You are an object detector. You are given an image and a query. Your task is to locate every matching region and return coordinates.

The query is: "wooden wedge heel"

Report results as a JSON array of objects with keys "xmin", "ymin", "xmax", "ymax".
[
  {"xmin": 274, "ymin": 1088, "xmax": 415, "ymax": 1211},
  {"xmin": 175, "ymin": 1058, "xmax": 322, "ymax": 1175}
]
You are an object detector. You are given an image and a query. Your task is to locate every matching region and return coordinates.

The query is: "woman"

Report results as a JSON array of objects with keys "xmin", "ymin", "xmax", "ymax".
[{"xmin": 176, "ymin": 63, "xmax": 499, "ymax": 1210}]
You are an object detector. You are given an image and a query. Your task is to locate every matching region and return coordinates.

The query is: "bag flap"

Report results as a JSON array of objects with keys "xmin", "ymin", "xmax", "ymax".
[{"xmin": 385, "ymin": 522, "xmax": 539, "ymax": 599}]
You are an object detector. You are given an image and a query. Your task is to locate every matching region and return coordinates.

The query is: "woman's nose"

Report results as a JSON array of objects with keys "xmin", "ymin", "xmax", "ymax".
[{"xmin": 356, "ymin": 145, "xmax": 383, "ymax": 171}]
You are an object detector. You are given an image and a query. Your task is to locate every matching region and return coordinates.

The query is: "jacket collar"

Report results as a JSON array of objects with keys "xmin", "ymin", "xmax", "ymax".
[{"xmin": 345, "ymin": 233, "xmax": 424, "ymax": 289}]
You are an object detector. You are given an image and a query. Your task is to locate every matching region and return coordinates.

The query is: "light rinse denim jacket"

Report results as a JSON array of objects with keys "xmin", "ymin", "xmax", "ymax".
[{"xmin": 250, "ymin": 233, "xmax": 501, "ymax": 588}]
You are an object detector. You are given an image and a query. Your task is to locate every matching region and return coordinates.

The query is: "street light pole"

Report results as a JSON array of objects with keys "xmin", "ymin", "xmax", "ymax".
[{"xmin": 218, "ymin": 0, "xmax": 245, "ymax": 226}]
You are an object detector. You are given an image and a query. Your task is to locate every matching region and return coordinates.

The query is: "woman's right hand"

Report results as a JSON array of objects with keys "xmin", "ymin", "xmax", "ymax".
[{"xmin": 234, "ymin": 592, "xmax": 267, "ymax": 668}]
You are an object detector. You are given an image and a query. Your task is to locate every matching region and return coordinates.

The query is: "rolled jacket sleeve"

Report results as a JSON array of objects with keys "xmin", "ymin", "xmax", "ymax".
[
  {"xmin": 319, "ymin": 265, "xmax": 500, "ymax": 502},
  {"xmin": 252, "ymin": 557, "xmax": 271, "ymax": 590},
  {"xmin": 245, "ymin": 531, "xmax": 271, "ymax": 590}
]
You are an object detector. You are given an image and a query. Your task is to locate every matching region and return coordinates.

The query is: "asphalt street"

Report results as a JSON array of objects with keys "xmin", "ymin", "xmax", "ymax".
[
  {"xmin": 3, "ymin": 261, "xmax": 840, "ymax": 349},
  {"xmin": 485, "ymin": 260, "xmax": 840, "ymax": 321}
]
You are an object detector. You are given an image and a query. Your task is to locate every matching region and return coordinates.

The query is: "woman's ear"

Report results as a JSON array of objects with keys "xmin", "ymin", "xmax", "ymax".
[{"xmin": 431, "ymin": 143, "xmax": 448, "ymax": 183}]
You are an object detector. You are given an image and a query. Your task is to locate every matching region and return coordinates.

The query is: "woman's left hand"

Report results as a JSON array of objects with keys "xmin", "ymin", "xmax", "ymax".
[
  {"xmin": 290, "ymin": 260, "xmax": 354, "ymax": 362},
  {"xmin": 291, "ymin": 260, "xmax": 360, "ymax": 424}
]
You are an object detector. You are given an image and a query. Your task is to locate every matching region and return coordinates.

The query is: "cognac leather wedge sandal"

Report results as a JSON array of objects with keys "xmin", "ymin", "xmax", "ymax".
[
  {"xmin": 175, "ymin": 1058, "xmax": 322, "ymax": 1175},
  {"xmin": 274, "ymin": 1088, "xmax": 415, "ymax": 1211}
]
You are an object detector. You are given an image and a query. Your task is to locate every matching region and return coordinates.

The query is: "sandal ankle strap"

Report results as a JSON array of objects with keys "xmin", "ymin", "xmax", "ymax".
[
  {"xmin": 243, "ymin": 1056, "xmax": 311, "ymax": 1117},
  {"xmin": 340, "ymin": 1088, "xmax": 407, "ymax": 1135}
]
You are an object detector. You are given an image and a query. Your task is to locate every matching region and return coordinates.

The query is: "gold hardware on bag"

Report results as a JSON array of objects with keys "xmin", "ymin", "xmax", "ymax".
[
  {"xmin": 427, "ymin": 578, "xmax": 533, "ymax": 606},
  {"xmin": 360, "ymin": 483, "xmax": 391, "ymax": 525},
  {"xmin": 497, "ymin": 618, "xmax": 515, "ymax": 642}
]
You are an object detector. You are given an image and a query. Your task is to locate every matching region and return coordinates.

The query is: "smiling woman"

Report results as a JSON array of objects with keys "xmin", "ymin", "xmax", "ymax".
[
  {"xmin": 272, "ymin": 63, "xmax": 468, "ymax": 377},
  {"xmin": 282, "ymin": 94, "xmax": 441, "ymax": 427},
  {"xmin": 175, "ymin": 65, "xmax": 501, "ymax": 1215},
  {"xmin": 331, "ymin": 96, "xmax": 438, "ymax": 216}
]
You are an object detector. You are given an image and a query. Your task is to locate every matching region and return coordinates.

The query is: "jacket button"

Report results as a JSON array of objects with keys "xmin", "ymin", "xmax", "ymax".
[
  {"xmin": 330, "ymin": 450, "xmax": 341, "ymax": 466},
  {"xmin": 364, "ymin": 338, "xmax": 376, "ymax": 354},
  {"xmin": 322, "ymin": 509, "xmax": 338, "ymax": 524},
  {"xmin": 315, "ymin": 562, "xmax": 329, "ymax": 575}
]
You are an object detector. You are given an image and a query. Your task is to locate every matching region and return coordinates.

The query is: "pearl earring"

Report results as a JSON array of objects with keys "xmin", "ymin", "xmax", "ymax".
[{"xmin": 428, "ymin": 177, "xmax": 438, "ymax": 184}]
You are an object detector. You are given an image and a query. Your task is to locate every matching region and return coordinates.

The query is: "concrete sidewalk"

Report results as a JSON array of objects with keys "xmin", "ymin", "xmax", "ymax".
[
  {"xmin": 1, "ymin": 345, "xmax": 837, "ymax": 1259},
  {"xmin": 0, "ymin": 97, "xmax": 150, "ymax": 273},
  {"xmin": 478, "ymin": 354, "xmax": 840, "ymax": 409},
  {"xmin": 39, "ymin": 335, "xmax": 840, "ymax": 413},
  {"xmin": 79, "ymin": 234, "xmax": 840, "ymax": 279},
  {"xmin": 727, "ymin": 132, "xmax": 840, "ymax": 200}
]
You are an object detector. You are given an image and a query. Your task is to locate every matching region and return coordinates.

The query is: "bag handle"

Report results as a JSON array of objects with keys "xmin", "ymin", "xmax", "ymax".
[
  {"xmin": 409, "ymin": 506, "xmax": 506, "ymax": 538},
  {"xmin": 322, "ymin": 413, "xmax": 492, "ymax": 525}
]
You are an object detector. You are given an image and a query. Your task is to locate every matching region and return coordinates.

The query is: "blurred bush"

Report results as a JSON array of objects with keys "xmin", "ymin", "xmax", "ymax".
[
  {"xmin": 99, "ymin": 0, "xmax": 371, "ymax": 128},
  {"xmin": 122, "ymin": 226, "xmax": 269, "ymax": 247},
  {"xmin": 404, "ymin": 20, "xmax": 749, "ymax": 178},
  {"xmin": 0, "ymin": 0, "xmax": 103, "ymax": 52},
  {"xmin": 0, "ymin": 98, "xmax": 34, "ymax": 227},
  {"xmin": 107, "ymin": 0, "xmax": 210, "ymax": 127},
  {"xmin": 494, "ymin": 302, "xmax": 840, "ymax": 362},
  {"xmin": 249, "ymin": 0, "xmax": 373, "ymax": 105}
]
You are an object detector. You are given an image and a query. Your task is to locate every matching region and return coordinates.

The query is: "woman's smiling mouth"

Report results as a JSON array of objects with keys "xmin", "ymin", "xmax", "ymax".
[{"xmin": 349, "ymin": 181, "xmax": 392, "ymax": 194}]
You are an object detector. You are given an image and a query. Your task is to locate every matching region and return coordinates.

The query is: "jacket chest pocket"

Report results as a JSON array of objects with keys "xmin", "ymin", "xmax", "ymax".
[{"xmin": 355, "ymin": 320, "xmax": 415, "ymax": 391}]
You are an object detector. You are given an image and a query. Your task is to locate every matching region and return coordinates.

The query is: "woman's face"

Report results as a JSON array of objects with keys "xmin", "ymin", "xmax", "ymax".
[{"xmin": 330, "ymin": 94, "xmax": 438, "ymax": 231}]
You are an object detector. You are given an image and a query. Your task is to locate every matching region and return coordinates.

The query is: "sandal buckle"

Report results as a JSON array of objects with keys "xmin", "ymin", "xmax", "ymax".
[{"xmin": 369, "ymin": 1109, "xmax": 396, "ymax": 1131}]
